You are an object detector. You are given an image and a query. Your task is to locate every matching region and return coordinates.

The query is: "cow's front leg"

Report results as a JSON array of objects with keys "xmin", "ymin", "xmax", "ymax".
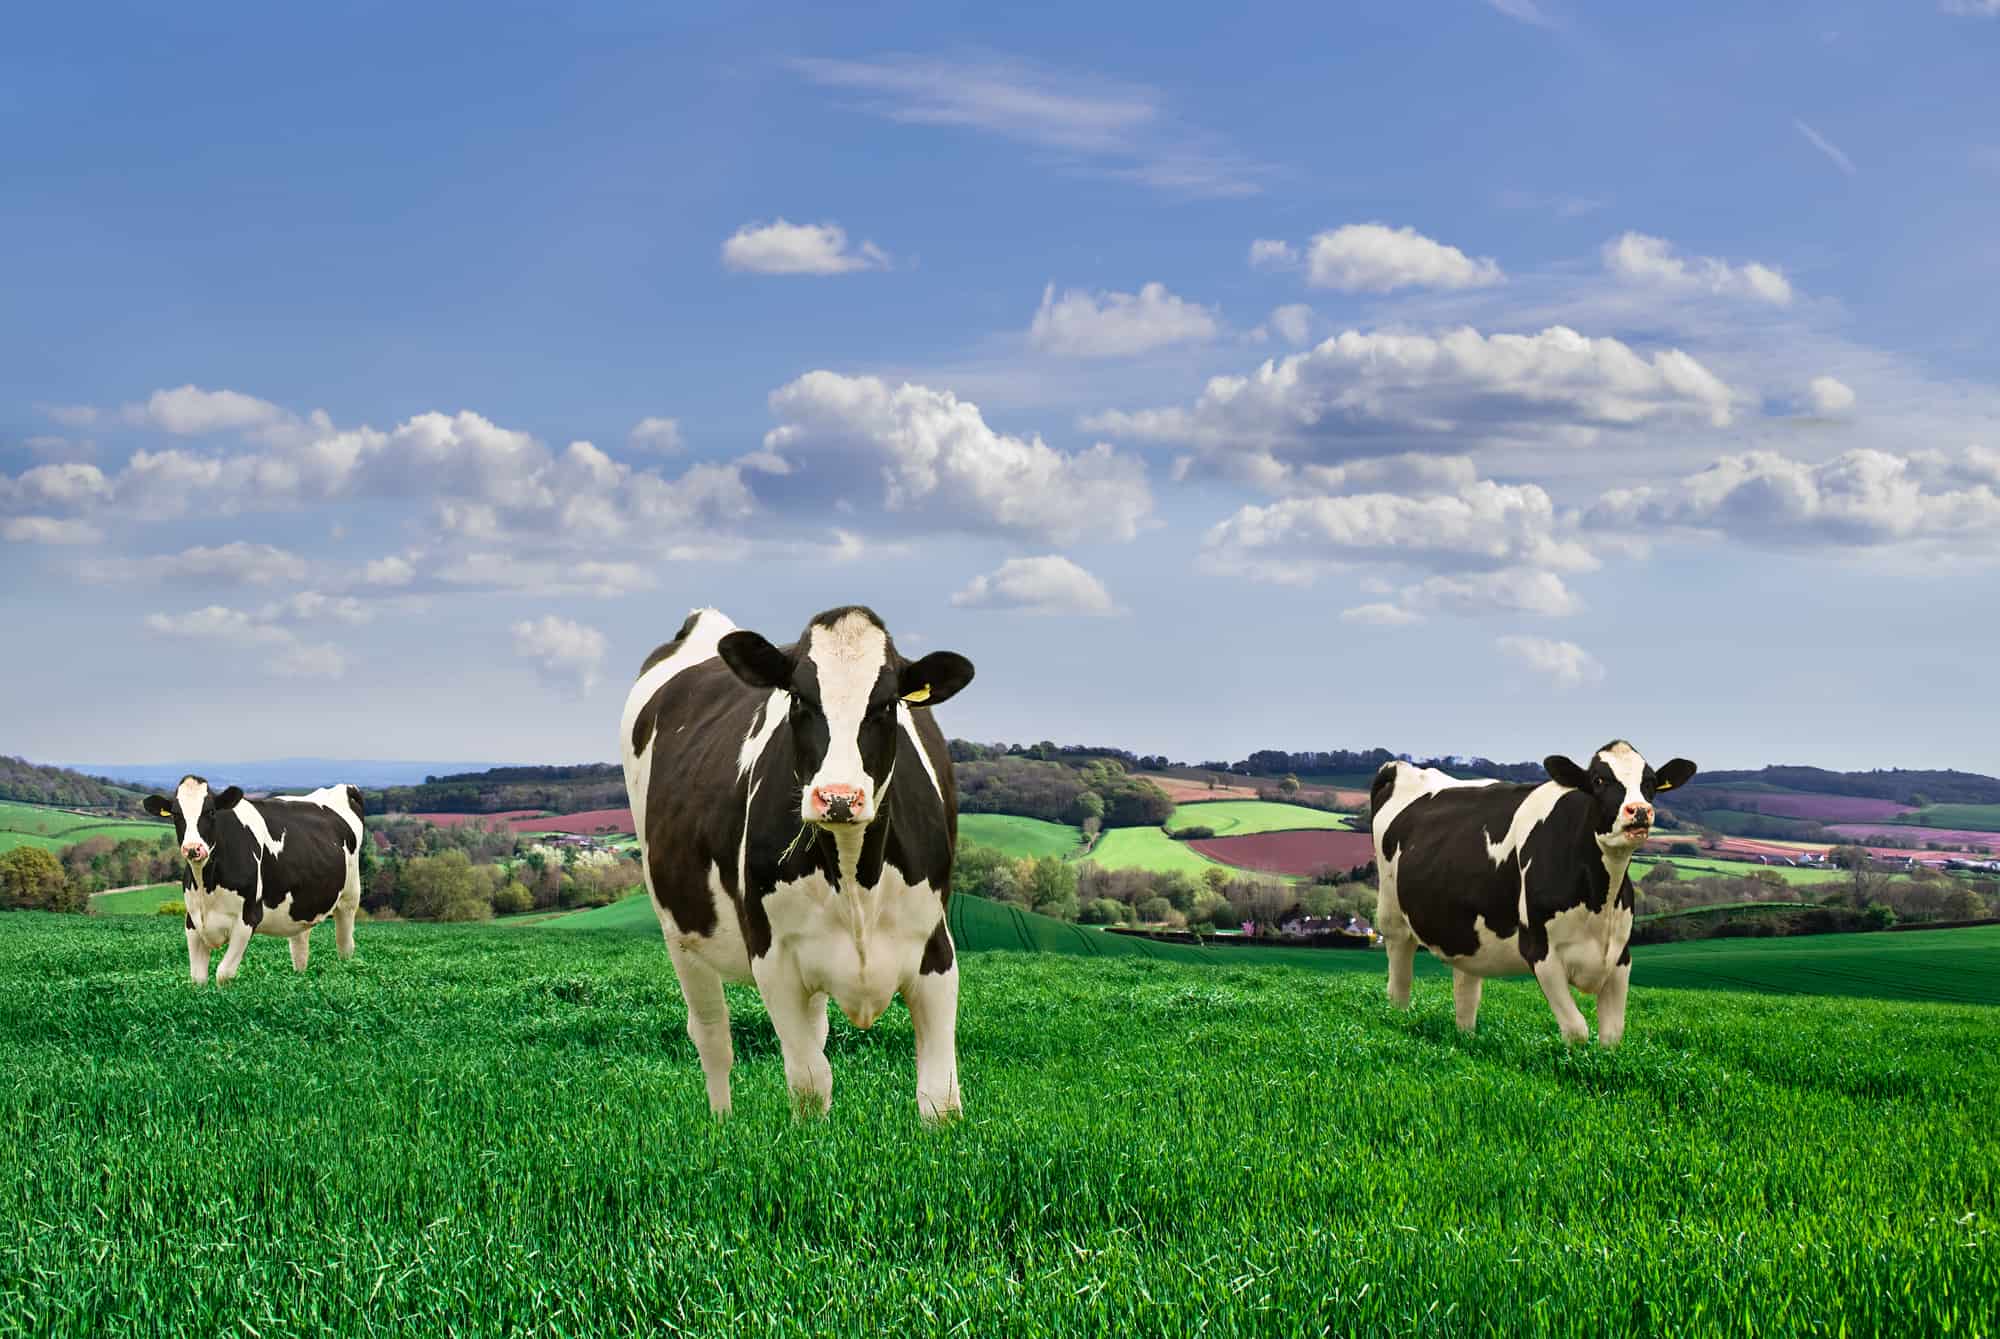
[
  {"xmin": 186, "ymin": 924, "xmax": 212, "ymax": 987},
  {"xmin": 1531, "ymin": 955, "xmax": 1590, "ymax": 1044},
  {"xmin": 1385, "ymin": 933, "xmax": 1417, "ymax": 1009},
  {"xmin": 1594, "ymin": 960, "xmax": 1632, "ymax": 1048},
  {"xmin": 754, "ymin": 958, "xmax": 832, "ymax": 1118},
  {"xmin": 902, "ymin": 959, "xmax": 963, "ymax": 1123},
  {"xmin": 289, "ymin": 930, "xmax": 311, "ymax": 972},
  {"xmin": 214, "ymin": 920, "xmax": 256, "ymax": 987}
]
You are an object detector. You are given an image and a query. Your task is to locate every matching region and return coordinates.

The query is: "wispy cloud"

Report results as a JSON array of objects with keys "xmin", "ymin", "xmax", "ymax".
[
  {"xmin": 1486, "ymin": 0, "xmax": 1555, "ymax": 27},
  {"xmin": 1794, "ymin": 118, "xmax": 1857, "ymax": 177},
  {"xmin": 790, "ymin": 53, "xmax": 1269, "ymax": 198}
]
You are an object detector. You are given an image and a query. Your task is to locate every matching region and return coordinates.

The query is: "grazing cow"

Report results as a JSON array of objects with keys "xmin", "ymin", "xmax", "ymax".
[
  {"xmin": 141, "ymin": 776, "xmax": 366, "ymax": 986},
  {"xmin": 1370, "ymin": 741, "xmax": 1697, "ymax": 1046},
  {"xmin": 619, "ymin": 606, "xmax": 975, "ymax": 1121}
]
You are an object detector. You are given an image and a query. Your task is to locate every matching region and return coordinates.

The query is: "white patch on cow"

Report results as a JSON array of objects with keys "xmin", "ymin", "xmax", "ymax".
[
  {"xmin": 761, "ymin": 865, "xmax": 944, "ymax": 1031},
  {"xmin": 660, "ymin": 862, "xmax": 754, "ymax": 984},
  {"xmin": 800, "ymin": 612, "xmax": 891, "ymax": 821},
  {"xmin": 1597, "ymin": 741, "xmax": 1653, "ymax": 858},
  {"xmin": 228, "ymin": 798, "xmax": 286, "ymax": 857},
  {"xmin": 1482, "ymin": 781, "xmax": 1567, "ymax": 869},
  {"xmin": 1444, "ymin": 914, "xmax": 1528, "ymax": 976},
  {"xmin": 736, "ymin": 689, "xmax": 789, "ymax": 780},
  {"xmin": 1543, "ymin": 899, "xmax": 1634, "ymax": 994},
  {"xmin": 175, "ymin": 776, "xmax": 212, "ymax": 864},
  {"xmin": 898, "ymin": 703, "xmax": 942, "ymax": 803}
]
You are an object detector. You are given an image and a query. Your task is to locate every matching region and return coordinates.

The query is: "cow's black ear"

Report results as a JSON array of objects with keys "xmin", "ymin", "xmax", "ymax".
[
  {"xmin": 900, "ymin": 652, "xmax": 975, "ymax": 707},
  {"xmin": 143, "ymin": 794, "xmax": 173, "ymax": 818},
  {"xmin": 1654, "ymin": 758, "xmax": 1697, "ymax": 792},
  {"xmin": 1544, "ymin": 755, "xmax": 1590, "ymax": 789},
  {"xmin": 215, "ymin": 786, "xmax": 244, "ymax": 809},
  {"xmin": 717, "ymin": 631, "xmax": 794, "ymax": 691}
]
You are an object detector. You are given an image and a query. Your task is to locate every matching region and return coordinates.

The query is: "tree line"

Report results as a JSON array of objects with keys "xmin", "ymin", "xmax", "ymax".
[{"xmin": 0, "ymin": 756, "xmax": 143, "ymax": 813}]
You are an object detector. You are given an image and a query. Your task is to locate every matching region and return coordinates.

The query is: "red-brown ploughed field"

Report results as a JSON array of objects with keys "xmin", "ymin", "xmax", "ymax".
[
  {"xmin": 1136, "ymin": 774, "xmax": 1262, "ymax": 803},
  {"xmin": 509, "ymin": 808, "xmax": 636, "ymax": 835},
  {"xmin": 401, "ymin": 810, "xmax": 548, "ymax": 828},
  {"xmin": 1826, "ymin": 824, "xmax": 2000, "ymax": 852},
  {"xmin": 1188, "ymin": 830, "xmax": 1376, "ymax": 878}
]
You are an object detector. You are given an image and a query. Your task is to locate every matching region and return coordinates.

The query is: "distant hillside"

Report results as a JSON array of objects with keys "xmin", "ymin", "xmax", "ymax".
[
  {"xmin": 0, "ymin": 757, "xmax": 143, "ymax": 813},
  {"xmin": 1687, "ymin": 766, "xmax": 2000, "ymax": 807},
  {"xmin": 372, "ymin": 764, "xmax": 625, "ymax": 816}
]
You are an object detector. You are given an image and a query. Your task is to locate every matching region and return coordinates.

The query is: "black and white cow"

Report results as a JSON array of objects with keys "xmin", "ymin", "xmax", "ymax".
[
  {"xmin": 1370, "ymin": 741, "xmax": 1697, "ymax": 1046},
  {"xmin": 141, "ymin": 776, "xmax": 366, "ymax": 986},
  {"xmin": 619, "ymin": 606, "xmax": 975, "ymax": 1121}
]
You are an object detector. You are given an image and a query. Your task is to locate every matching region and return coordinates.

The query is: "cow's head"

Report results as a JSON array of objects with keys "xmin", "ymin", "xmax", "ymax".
[
  {"xmin": 142, "ymin": 774, "xmax": 244, "ymax": 869},
  {"xmin": 1544, "ymin": 741, "xmax": 1697, "ymax": 850},
  {"xmin": 718, "ymin": 606, "xmax": 974, "ymax": 828}
]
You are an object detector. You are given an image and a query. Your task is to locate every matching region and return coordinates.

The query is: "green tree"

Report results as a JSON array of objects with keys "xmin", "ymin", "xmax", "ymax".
[
  {"xmin": 1279, "ymin": 773, "xmax": 1301, "ymax": 796},
  {"xmin": 1136, "ymin": 896, "xmax": 1173, "ymax": 924},
  {"xmin": 399, "ymin": 851, "xmax": 494, "ymax": 922},
  {"xmin": 1027, "ymin": 855, "xmax": 1079, "ymax": 921},
  {"xmin": 1079, "ymin": 897, "xmax": 1125, "ymax": 925},
  {"xmin": 0, "ymin": 847, "xmax": 80, "ymax": 912}
]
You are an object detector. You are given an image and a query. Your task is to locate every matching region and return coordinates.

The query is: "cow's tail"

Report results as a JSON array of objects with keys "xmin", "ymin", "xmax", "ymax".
[
  {"xmin": 344, "ymin": 785, "xmax": 367, "ymax": 823},
  {"xmin": 1369, "ymin": 761, "xmax": 1402, "ymax": 819}
]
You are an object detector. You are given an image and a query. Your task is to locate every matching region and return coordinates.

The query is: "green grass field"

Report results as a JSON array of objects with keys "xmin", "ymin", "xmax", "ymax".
[
  {"xmin": 0, "ymin": 911, "xmax": 1993, "ymax": 1336},
  {"xmin": 1165, "ymin": 799, "xmax": 1354, "ymax": 835},
  {"xmin": 1890, "ymin": 802, "xmax": 2000, "ymax": 833},
  {"xmin": 955, "ymin": 813, "xmax": 1084, "ymax": 859},
  {"xmin": 1631, "ymin": 854, "xmax": 1847, "ymax": 887},
  {"xmin": 87, "ymin": 883, "xmax": 182, "ymax": 915}
]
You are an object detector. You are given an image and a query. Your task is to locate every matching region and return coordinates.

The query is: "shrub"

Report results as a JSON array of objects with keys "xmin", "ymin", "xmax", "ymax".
[
  {"xmin": 1080, "ymin": 898, "xmax": 1127, "ymax": 926},
  {"xmin": 156, "ymin": 900, "xmax": 185, "ymax": 917},
  {"xmin": 0, "ymin": 847, "xmax": 81, "ymax": 913},
  {"xmin": 493, "ymin": 882, "xmax": 535, "ymax": 915},
  {"xmin": 1169, "ymin": 825, "xmax": 1215, "ymax": 842},
  {"xmin": 1136, "ymin": 896, "xmax": 1173, "ymax": 924}
]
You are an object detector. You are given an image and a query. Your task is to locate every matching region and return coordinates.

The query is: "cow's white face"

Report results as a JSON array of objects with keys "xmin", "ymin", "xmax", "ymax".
[
  {"xmin": 1544, "ymin": 741, "xmax": 1698, "ymax": 851},
  {"xmin": 716, "ymin": 606, "xmax": 976, "ymax": 830},
  {"xmin": 141, "ymin": 774, "xmax": 245, "ymax": 870}
]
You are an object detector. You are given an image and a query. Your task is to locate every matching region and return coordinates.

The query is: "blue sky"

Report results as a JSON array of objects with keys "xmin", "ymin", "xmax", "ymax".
[{"xmin": 5, "ymin": 1, "xmax": 1999, "ymax": 772}]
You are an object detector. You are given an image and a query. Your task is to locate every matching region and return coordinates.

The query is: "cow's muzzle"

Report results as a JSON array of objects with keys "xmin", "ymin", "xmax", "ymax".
[{"xmin": 810, "ymin": 784, "xmax": 868, "ymax": 825}]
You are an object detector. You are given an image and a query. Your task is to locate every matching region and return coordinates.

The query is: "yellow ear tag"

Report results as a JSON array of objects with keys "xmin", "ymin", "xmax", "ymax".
[
  {"xmin": 903, "ymin": 684, "xmax": 932, "ymax": 704},
  {"xmin": 1656, "ymin": 780, "xmax": 1675, "ymax": 792}
]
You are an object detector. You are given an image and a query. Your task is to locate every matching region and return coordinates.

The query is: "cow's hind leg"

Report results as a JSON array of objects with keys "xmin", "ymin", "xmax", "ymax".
[
  {"xmin": 1531, "ymin": 956, "xmax": 1591, "ymax": 1044},
  {"xmin": 903, "ymin": 959, "xmax": 963, "ymax": 1124},
  {"xmin": 1452, "ymin": 968, "xmax": 1483, "ymax": 1034},
  {"xmin": 1385, "ymin": 934, "xmax": 1417, "ymax": 1009},
  {"xmin": 333, "ymin": 882, "xmax": 359, "ymax": 960},
  {"xmin": 1594, "ymin": 961, "xmax": 1632, "ymax": 1049},
  {"xmin": 665, "ymin": 937, "xmax": 735, "ymax": 1119},
  {"xmin": 289, "ymin": 930, "xmax": 311, "ymax": 973},
  {"xmin": 754, "ymin": 959, "xmax": 832, "ymax": 1119}
]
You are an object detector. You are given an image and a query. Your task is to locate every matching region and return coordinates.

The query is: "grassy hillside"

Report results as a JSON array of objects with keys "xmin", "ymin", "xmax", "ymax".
[
  {"xmin": 954, "ymin": 814, "xmax": 1084, "ymax": 859},
  {"xmin": 88, "ymin": 884, "xmax": 182, "ymax": 916},
  {"xmin": 1630, "ymin": 854, "xmax": 1847, "ymax": 887},
  {"xmin": 1087, "ymin": 825, "xmax": 1222, "ymax": 875},
  {"xmin": 1165, "ymin": 799, "xmax": 1354, "ymax": 835},
  {"xmin": 1888, "ymin": 802, "xmax": 2000, "ymax": 833},
  {"xmin": 0, "ymin": 799, "xmax": 167, "ymax": 854},
  {"xmin": 0, "ymin": 912, "xmax": 1992, "ymax": 1336}
]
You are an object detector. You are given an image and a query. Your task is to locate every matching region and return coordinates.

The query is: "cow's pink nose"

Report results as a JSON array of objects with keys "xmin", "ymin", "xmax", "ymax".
[
  {"xmin": 1624, "ymin": 803, "xmax": 1653, "ymax": 820},
  {"xmin": 182, "ymin": 842, "xmax": 208, "ymax": 858},
  {"xmin": 811, "ymin": 785, "xmax": 866, "ymax": 821}
]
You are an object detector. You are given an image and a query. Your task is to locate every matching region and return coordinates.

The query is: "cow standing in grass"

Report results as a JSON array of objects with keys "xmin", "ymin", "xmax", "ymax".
[
  {"xmin": 619, "ymin": 606, "xmax": 976, "ymax": 1121},
  {"xmin": 142, "ymin": 776, "xmax": 366, "ymax": 986},
  {"xmin": 1370, "ymin": 741, "xmax": 1697, "ymax": 1046}
]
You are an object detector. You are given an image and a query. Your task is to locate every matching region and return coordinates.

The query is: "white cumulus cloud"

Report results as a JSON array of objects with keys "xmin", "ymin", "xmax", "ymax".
[
  {"xmin": 629, "ymin": 416, "xmax": 684, "ymax": 451},
  {"xmin": 721, "ymin": 220, "xmax": 889, "ymax": 275},
  {"xmin": 1602, "ymin": 232, "xmax": 1793, "ymax": 305},
  {"xmin": 1028, "ymin": 281, "xmax": 1219, "ymax": 358},
  {"xmin": 2, "ymin": 516, "xmax": 102, "ymax": 545},
  {"xmin": 762, "ymin": 371, "xmax": 1152, "ymax": 544},
  {"xmin": 1304, "ymin": 224, "xmax": 1504, "ymax": 293},
  {"xmin": 142, "ymin": 605, "xmax": 348, "ymax": 679},
  {"xmin": 1339, "ymin": 602, "xmax": 1421, "ymax": 626},
  {"xmin": 950, "ymin": 555, "xmax": 1121, "ymax": 615},
  {"xmin": 512, "ymin": 615, "xmax": 609, "ymax": 695},
  {"xmin": 1268, "ymin": 304, "xmax": 1314, "ymax": 347},
  {"xmin": 1497, "ymin": 634, "xmax": 1604, "ymax": 687},
  {"xmin": 122, "ymin": 385, "xmax": 290, "ymax": 435},
  {"xmin": 1249, "ymin": 239, "xmax": 1298, "ymax": 271},
  {"xmin": 1807, "ymin": 376, "xmax": 1856, "ymax": 417}
]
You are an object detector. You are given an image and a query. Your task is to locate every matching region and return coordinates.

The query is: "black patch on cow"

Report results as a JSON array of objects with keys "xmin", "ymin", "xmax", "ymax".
[
  {"xmin": 184, "ymin": 911, "xmax": 194, "ymax": 931},
  {"xmin": 1369, "ymin": 761, "xmax": 1399, "ymax": 818},
  {"xmin": 344, "ymin": 786, "xmax": 366, "ymax": 823},
  {"xmin": 919, "ymin": 918, "xmax": 954, "ymax": 975},
  {"xmin": 632, "ymin": 612, "xmax": 711, "ymax": 756},
  {"xmin": 809, "ymin": 604, "xmax": 886, "ymax": 633},
  {"xmin": 632, "ymin": 608, "xmax": 965, "ymax": 966},
  {"xmin": 639, "ymin": 610, "xmax": 705, "ymax": 675}
]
